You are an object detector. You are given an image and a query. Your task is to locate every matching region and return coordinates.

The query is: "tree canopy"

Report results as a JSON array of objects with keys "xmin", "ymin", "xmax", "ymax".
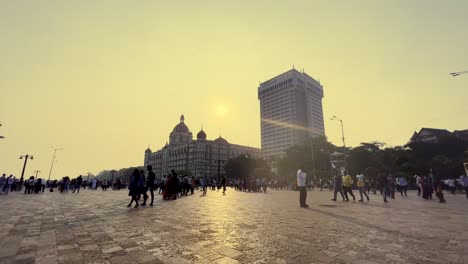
[{"xmin": 276, "ymin": 135, "xmax": 467, "ymax": 184}]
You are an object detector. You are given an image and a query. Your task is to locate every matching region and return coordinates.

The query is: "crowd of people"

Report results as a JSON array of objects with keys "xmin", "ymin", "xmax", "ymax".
[
  {"xmin": 0, "ymin": 174, "xmax": 47, "ymax": 194},
  {"xmin": 126, "ymin": 165, "xmax": 228, "ymax": 208},
  {"xmin": 294, "ymin": 166, "xmax": 468, "ymax": 208},
  {"xmin": 3, "ymin": 167, "xmax": 468, "ymax": 211}
]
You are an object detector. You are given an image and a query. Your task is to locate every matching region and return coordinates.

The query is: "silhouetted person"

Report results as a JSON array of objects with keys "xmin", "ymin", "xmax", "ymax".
[
  {"xmin": 128, "ymin": 169, "xmax": 143, "ymax": 208},
  {"xmin": 432, "ymin": 172, "xmax": 446, "ymax": 203},
  {"xmin": 221, "ymin": 176, "xmax": 227, "ymax": 194},
  {"xmin": 331, "ymin": 173, "xmax": 345, "ymax": 201},
  {"xmin": 146, "ymin": 165, "xmax": 156, "ymax": 206},
  {"xmin": 460, "ymin": 174, "xmax": 468, "ymax": 198},
  {"xmin": 171, "ymin": 170, "xmax": 178, "ymax": 200},
  {"xmin": 139, "ymin": 170, "xmax": 148, "ymax": 205},
  {"xmin": 0, "ymin": 174, "xmax": 6, "ymax": 194},
  {"xmin": 381, "ymin": 173, "xmax": 390, "ymax": 203},
  {"xmin": 73, "ymin": 175, "xmax": 83, "ymax": 193},
  {"xmin": 4, "ymin": 175, "xmax": 13, "ymax": 195},
  {"xmin": 297, "ymin": 165, "xmax": 308, "ymax": 208}
]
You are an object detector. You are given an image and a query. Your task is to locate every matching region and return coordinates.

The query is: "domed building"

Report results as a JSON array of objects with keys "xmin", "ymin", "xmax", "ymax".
[{"xmin": 144, "ymin": 115, "xmax": 261, "ymax": 178}]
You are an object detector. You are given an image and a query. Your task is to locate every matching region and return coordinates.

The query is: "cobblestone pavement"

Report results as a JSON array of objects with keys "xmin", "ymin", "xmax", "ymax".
[{"xmin": 0, "ymin": 188, "xmax": 467, "ymax": 264}]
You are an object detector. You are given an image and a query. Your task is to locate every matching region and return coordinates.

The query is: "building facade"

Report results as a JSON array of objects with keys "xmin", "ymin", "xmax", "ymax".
[
  {"xmin": 410, "ymin": 128, "xmax": 468, "ymax": 143},
  {"xmin": 258, "ymin": 68, "xmax": 325, "ymax": 159},
  {"xmin": 144, "ymin": 115, "xmax": 261, "ymax": 178}
]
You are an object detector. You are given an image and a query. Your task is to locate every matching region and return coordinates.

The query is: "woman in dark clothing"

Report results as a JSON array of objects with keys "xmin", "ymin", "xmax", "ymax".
[
  {"xmin": 163, "ymin": 174, "xmax": 172, "ymax": 200},
  {"xmin": 128, "ymin": 169, "xmax": 143, "ymax": 208}
]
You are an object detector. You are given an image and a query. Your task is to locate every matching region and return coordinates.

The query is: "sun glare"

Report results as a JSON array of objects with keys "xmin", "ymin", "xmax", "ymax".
[{"xmin": 215, "ymin": 104, "xmax": 229, "ymax": 117}]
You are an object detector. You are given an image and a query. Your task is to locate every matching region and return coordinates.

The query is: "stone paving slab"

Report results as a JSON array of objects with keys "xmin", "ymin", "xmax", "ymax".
[{"xmin": 0, "ymin": 188, "xmax": 467, "ymax": 264}]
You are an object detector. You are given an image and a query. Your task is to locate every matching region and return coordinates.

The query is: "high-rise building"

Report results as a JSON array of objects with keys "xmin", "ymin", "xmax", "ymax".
[{"xmin": 258, "ymin": 68, "xmax": 325, "ymax": 159}]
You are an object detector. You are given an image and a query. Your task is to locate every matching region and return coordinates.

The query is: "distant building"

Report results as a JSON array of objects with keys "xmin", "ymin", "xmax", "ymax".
[
  {"xmin": 410, "ymin": 128, "xmax": 468, "ymax": 143},
  {"xmin": 144, "ymin": 115, "xmax": 261, "ymax": 178},
  {"xmin": 453, "ymin": 130, "xmax": 468, "ymax": 142},
  {"xmin": 258, "ymin": 68, "xmax": 325, "ymax": 159}
]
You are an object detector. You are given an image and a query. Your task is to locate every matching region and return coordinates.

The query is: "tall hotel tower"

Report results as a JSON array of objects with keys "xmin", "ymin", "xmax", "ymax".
[{"xmin": 258, "ymin": 68, "xmax": 325, "ymax": 159}]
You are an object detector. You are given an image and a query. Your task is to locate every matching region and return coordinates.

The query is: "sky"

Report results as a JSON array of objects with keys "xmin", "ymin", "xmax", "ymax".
[{"xmin": 1, "ymin": 0, "xmax": 467, "ymax": 179}]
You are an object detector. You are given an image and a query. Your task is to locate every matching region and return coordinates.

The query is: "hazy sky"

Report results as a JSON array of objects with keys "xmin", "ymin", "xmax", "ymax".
[{"xmin": 1, "ymin": 1, "xmax": 467, "ymax": 179}]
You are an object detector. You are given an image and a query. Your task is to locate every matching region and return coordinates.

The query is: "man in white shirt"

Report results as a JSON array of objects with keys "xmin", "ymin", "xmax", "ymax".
[
  {"xmin": 414, "ymin": 175, "xmax": 422, "ymax": 196},
  {"xmin": 297, "ymin": 165, "xmax": 308, "ymax": 208}
]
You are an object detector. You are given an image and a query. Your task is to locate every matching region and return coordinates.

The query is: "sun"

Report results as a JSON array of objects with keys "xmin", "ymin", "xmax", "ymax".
[{"xmin": 215, "ymin": 104, "xmax": 229, "ymax": 117}]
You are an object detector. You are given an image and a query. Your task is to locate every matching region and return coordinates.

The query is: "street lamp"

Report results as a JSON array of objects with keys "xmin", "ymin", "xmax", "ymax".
[
  {"xmin": 330, "ymin": 116, "xmax": 346, "ymax": 150},
  {"xmin": 47, "ymin": 146, "xmax": 63, "ymax": 181},
  {"xmin": 110, "ymin": 170, "xmax": 117, "ymax": 190},
  {"xmin": 19, "ymin": 154, "xmax": 34, "ymax": 181},
  {"xmin": 449, "ymin": 71, "xmax": 468, "ymax": 77},
  {"xmin": 34, "ymin": 170, "xmax": 41, "ymax": 178}
]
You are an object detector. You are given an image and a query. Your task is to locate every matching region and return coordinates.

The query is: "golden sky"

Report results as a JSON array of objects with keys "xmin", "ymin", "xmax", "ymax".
[{"xmin": 1, "ymin": 1, "xmax": 467, "ymax": 179}]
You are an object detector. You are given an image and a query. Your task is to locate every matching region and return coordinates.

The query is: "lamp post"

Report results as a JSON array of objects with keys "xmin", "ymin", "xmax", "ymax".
[
  {"xmin": 216, "ymin": 160, "xmax": 223, "ymax": 182},
  {"xmin": 111, "ymin": 170, "xmax": 116, "ymax": 190},
  {"xmin": 449, "ymin": 71, "xmax": 468, "ymax": 77},
  {"xmin": 34, "ymin": 170, "xmax": 41, "ymax": 178},
  {"xmin": 331, "ymin": 116, "xmax": 346, "ymax": 150},
  {"xmin": 19, "ymin": 154, "xmax": 34, "ymax": 181},
  {"xmin": 47, "ymin": 147, "xmax": 63, "ymax": 181}
]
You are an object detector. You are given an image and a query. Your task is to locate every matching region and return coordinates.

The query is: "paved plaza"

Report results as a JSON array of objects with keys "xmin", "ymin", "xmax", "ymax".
[{"xmin": 0, "ymin": 188, "xmax": 467, "ymax": 264}]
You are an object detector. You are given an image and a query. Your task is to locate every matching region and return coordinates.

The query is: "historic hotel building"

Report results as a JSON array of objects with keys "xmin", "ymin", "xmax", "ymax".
[{"xmin": 144, "ymin": 115, "xmax": 261, "ymax": 178}]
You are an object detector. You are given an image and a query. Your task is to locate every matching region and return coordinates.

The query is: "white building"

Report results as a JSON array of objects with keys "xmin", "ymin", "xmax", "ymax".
[
  {"xmin": 144, "ymin": 115, "xmax": 261, "ymax": 178},
  {"xmin": 258, "ymin": 68, "xmax": 325, "ymax": 159}
]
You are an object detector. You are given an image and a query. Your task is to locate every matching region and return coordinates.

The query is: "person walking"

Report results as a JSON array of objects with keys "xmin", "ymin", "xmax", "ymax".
[
  {"xmin": 331, "ymin": 173, "xmax": 345, "ymax": 201},
  {"xmin": 388, "ymin": 174, "xmax": 396, "ymax": 199},
  {"xmin": 91, "ymin": 178, "xmax": 97, "ymax": 190},
  {"xmin": 189, "ymin": 176, "xmax": 195, "ymax": 195},
  {"xmin": 381, "ymin": 173, "xmax": 390, "ymax": 203},
  {"xmin": 201, "ymin": 176, "xmax": 208, "ymax": 196},
  {"xmin": 128, "ymin": 169, "xmax": 143, "ymax": 208},
  {"xmin": 459, "ymin": 174, "xmax": 468, "ymax": 199},
  {"xmin": 342, "ymin": 172, "xmax": 355, "ymax": 201},
  {"xmin": 415, "ymin": 175, "xmax": 422, "ymax": 196},
  {"xmin": 431, "ymin": 172, "xmax": 446, "ymax": 203},
  {"xmin": 159, "ymin": 176, "xmax": 166, "ymax": 194},
  {"xmin": 0, "ymin": 174, "xmax": 6, "ymax": 194},
  {"xmin": 73, "ymin": 175, "xmax": 83, "ymax": 193},
  {"xmin": 398, "ymin": 176, "xmax": 408, "ymax": 196},
  {"xmin": 5, "ymin": 175, "xmax": 13, "ymax": 195},
  {"xmin": 221, "ymin": 176, "xmax": 227, "ymax": 195},
  {"xmin": 41, "ymin": 178, "xmax": 46, "ymax": 193},
  {"xmin": 356, "ymin": 173, "xmax": 369, "ymax": 202},
  {"xmin": 140, "ymin": 170, "xmax": 149, "ymax": 205},
  {"xmin": 297, "ymin": 165, "xmax": 309, "ymax": 208},
  {"xmin": 102, "ymin": 179, "xmax": 108, "ymax": 191},
  {"xmin": 447, "ymin": 178, "xmax": 456, "ymax": 194},
  {"xmin": 145, "ymin": 165, "xmax": 156, "ymax": 206}
]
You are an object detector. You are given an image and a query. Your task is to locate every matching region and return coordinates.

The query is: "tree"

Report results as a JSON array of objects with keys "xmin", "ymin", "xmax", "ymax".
[
  {"xmin": 278, "ymin": 136, "xmax": 339, "ymax": 184},
  {"xmin": 225, "ymin": 155, "xmax": 270, "ymax": 181}
]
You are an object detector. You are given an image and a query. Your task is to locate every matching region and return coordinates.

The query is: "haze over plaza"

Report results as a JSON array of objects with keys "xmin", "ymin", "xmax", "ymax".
[{"xmin": 1, "ymin": 1, "xmax": 467, "ymax": 178}]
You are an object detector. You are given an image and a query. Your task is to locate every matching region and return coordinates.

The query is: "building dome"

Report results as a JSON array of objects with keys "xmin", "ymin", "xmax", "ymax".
[
  {"xmin": 214, "ymin": 136, "xmax": 228, "ymax": 144},
  {"xmin": 197, "ymin": 129, "xmax": 207, "ymax": 139},
  {"xmin": 172, "ymin": 114, "xmax": 190, "ymax": 133}
]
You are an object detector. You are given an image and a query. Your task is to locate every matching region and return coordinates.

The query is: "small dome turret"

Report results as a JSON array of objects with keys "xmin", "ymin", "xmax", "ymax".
[
  {"xmin": 214, "ymin": 136, "xmax": 228, "ymax": 144},
  {"xmin": 197, "ymin": 129, "xmax": 207, "ymax": 140}
]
